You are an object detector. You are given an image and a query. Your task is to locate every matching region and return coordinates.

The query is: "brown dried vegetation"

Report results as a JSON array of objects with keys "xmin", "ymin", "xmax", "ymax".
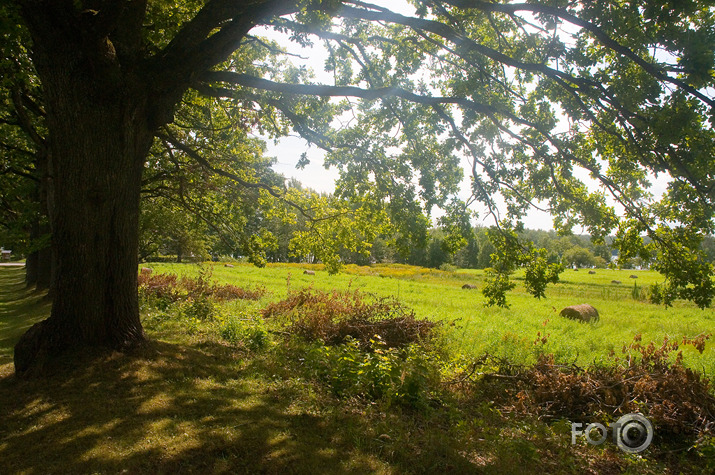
[
  {"xmin": 478, "ymin": 333, "xmax": 715, "ymax": 440},
  {"xmin": 138, "ymin": 269, "xmax": 266, "ymax": 302},
  {"xmin": 261, "ymin": 287, "xmax": 439, "ymax": 349}
]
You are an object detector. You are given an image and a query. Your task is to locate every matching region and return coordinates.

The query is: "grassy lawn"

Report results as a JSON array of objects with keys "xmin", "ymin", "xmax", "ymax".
[
  {"xmin": 0, "ymin": 267, "xmax": 50, "ymax": 365},
  {"xmin": 0, "ymin": 263, "xmax": 713, "ymax": 474},
  {"xmin": 147, "ymin": 262, "xmax": 715, "ymax": 375}
]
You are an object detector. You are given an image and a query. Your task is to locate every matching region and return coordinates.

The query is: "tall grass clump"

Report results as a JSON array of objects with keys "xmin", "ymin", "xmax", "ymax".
[{"xmin": 219, "ymin": 312, "xmax": 269, "ymax": 351}]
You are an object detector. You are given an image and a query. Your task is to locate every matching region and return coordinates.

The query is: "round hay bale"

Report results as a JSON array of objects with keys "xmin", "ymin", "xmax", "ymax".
[
  {"xmin": 461, "ymin": 283, "xmax": 477, "ymax": 289},
  {"xmin": 560, "ymin": 304, "xmax": 600, "ymax": 323}
]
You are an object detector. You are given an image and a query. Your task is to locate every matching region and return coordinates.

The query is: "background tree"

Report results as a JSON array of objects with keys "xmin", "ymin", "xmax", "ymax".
[
  {"xmin": 562, "ymin": 246, "xmax": 596, "ymax": 269},
  {"xmin": 138, "ymin": 198, "xmax": 215, "ymax": 262},
  {"xmin": 476, "ymin": 229, "xmax": 496, "ymax": 269},
  {"xmin": 0, "ymin": 4, "xmax": 52, "ymax": 289}
]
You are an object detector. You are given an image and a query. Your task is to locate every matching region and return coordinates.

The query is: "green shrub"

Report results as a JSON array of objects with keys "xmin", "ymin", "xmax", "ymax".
[
  {"xmin": 439, "ymin": 263, "xmax": 457, "ymax": 273},
  {"xmin": 308, "ymin": 337, "xmax": 440, "ymax": 410},
  {"xmin": 179, "ymin": 295, "xmax": 216, "ymax": 321},
  {"xmin": 184, "ymin": 316, "xmax": 201, "ymax": 335},
  {"xmin": 220, "ymin": 314, "xmax": 269, "ymax": 351}
]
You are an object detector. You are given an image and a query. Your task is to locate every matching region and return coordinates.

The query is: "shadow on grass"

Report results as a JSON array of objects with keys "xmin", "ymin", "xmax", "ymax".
[
  {"xmin": 0, "ymin": 269, "xmax": 481, "ymax": 474},
  {"xmin": 0, "ymin": 267, "xmax": 50, "ymax": 365},
  {"xmin": 0, "ymin": 336, "xmax": 588, "ymax": 474},
  {"xmin": 0, "ymin": 265, "xmax": 385, "ymax": 473},
  {"xmin": 0, "ymin": 267, "xmax": 642, "ymax": 474},
  {"xmin": 0, "ymin": 338, "xmax": 399, "ymax": 474}
]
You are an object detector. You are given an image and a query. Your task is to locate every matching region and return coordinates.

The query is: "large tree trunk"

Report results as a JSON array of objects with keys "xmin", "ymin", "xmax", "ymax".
[
  {"xmin": 34, "ymin": 228, "xmax": 52, "ymax": 292},
  {"xmin": 13, "ymin": 0, "xmax": 273, "ymax": 375},
  {"xmin": 14, "ymin": 5, "xmax": 155, "ymax": 376},
  {"xmin": 23, "ymin": 223, "xmax": 52, "ymax": 291}
]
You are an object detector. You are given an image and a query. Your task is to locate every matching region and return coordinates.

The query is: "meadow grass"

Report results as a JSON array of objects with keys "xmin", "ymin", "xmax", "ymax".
[
  {"xmin": 146, "ymin": 262, "xmax": 715, "ymax": 377},
  {"xmin": 0, "ymin": 267, "xmax": 51, "ymax": 365},
  {"xmin": 1, "ymin": 264, "xmax": 713, "ymax": 474}
]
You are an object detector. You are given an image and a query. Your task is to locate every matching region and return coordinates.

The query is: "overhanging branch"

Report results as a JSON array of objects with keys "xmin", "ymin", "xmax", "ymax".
[
  {"xmin": 440, "ymin": 0, "xmax": 715, "ymax": 109},
  {"xmin": 157, "ymin": 127, "xmax": 326, "ymax": 223}
]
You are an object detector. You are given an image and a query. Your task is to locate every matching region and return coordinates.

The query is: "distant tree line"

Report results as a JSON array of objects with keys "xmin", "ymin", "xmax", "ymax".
[{"xmin": 134, "ymin": 181, "xmax": 715, "ymax": 271}]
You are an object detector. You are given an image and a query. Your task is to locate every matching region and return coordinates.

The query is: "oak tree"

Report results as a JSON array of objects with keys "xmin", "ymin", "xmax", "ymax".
[{"xmin": 7, "ymin": 0, "xmax": 714, "ymax": 375}]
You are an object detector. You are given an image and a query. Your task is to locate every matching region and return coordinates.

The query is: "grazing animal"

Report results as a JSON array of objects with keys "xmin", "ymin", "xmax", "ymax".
[
  {"xmin": 560, "ymin": 304, "xmax": 600, "ymax": 323},
  {"xmin": 588, "ymin": 270, "xmax": 596, "ymax": 275},
  {"xmin": 462, "ymin": 283, "xmax": 477, "ymax": 289},
  {"xmin": 303, "ymin": 270, "xmax": 315, "ymax": 275},
  {"xmin": 630, "ymin": 274, "xmax": 638, "ymax": 279},
  {"xmin": 611, "ymin": 280, "xmax": 621, "ymax": 284},
  {"xmin": 224, "ymin": 264, "xmax": 234, "ymax": 268},
  {"xmin": 140, "ymin": 267, "xmax": 153, "ymax": 275}
]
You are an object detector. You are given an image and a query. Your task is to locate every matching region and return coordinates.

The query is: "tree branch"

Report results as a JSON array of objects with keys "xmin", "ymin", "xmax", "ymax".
[
  {"xmin": 441, "ymin": 0, "xmax": 715, "ymax": 109},
  {"xmin": 157, "ymin": 127, "xmax": 321, "ymax": 223}
]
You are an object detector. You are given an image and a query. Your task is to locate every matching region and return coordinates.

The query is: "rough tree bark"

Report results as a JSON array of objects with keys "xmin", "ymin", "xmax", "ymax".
[
  {"xmin": 14, "ymin": 3, "xmax": 154, "ymax": 376},
  {"xmin": 23, "ymin": 223, "xmax": 51, "ymax": 291},
  {"xmin": 25, "ymin": 221, "xmax": 39, "ymax": 287}
]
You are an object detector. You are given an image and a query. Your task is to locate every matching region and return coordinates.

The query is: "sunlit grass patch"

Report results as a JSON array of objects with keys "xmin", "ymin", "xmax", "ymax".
[
  {"xmin": 144, "ymin": 261, "xmax": 715, "ymax": 376},
  {"xmin": 2, "ymin": 265, "xmax": 713, "ymax": 474}
]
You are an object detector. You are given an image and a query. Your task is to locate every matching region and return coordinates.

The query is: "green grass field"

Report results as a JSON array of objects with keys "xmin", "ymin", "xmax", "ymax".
[
  {"xmin": 0, "ymin": 266, "xmax": 50, "ymax": 365},
  {"xmin": 1, "ymin": 263, "xmax": 714, "ymax": 474},
  {"xmin": 145, "ymin": 262, "xmax": 715, "ymax": 377}
]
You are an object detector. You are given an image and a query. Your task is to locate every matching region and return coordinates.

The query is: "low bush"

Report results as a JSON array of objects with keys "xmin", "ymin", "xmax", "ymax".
[
  {"xmin": 219, "ymin": 313, "xmax": 269, "ymax": 351},
  {"xmin": 178, "ymin": 295, "xmax": 217, "ymax": 321},
  {"xmin": 439, "ymin": 263, "xmax": 457, "ymax": 273},
  {"xmin": 261, "ymin": 287, "xmax": 439, "ymax": 349},
  {"xmin": 138, "ymin": 272, "xmax": 181, "ymax": 307},
  {"xmin": 307, "ymin": 337, "xmax": 440, "ymax": 409},
  {"xmin": 211, "ymin": 283, "xmax": 266, "ymax": 300}
]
